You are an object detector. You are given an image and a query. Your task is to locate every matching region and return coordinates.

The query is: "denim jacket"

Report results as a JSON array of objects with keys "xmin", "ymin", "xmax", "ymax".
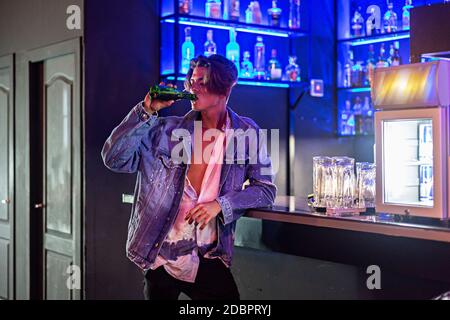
[{"xmin": 101, "ymin": 101, "xmax": 277, "ymax": 271}]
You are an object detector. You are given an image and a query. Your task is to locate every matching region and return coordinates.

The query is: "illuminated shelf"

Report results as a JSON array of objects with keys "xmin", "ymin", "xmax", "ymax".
[
  {"xmin": 337, "ymin": 86, "xmax": 371, "ymax": 93},
  {"xmin": 161, "ymin": 14, "xmax": 309, "ymax": 38},
  {"xmin": 338, "ymin": 30, "xmax": 410, "ymax": 46}
]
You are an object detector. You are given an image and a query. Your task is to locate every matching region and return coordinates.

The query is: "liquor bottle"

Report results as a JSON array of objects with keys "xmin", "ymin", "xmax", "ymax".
[
  {"xmin": 254, "ymin": 36, "xmax": 266, "ymax": 80},
  {"xmin": 204, "ymin": 29, "xmax": 217, "ymax": 57},
  {"xmin": 226, "ymin": 28, "xmax": 240, "ymax": 75},
  {"xmin": 343, "ymin": 50, "xmax": 354, "ymax": 87},
  {"xmin": 392, "ymin": 41, "xmax": 402, "ymax": 66},
  {"xmin": 245, "ymin": 1, "xmax": 262, "ymax": 24},
  {"xmin": 223, "ymin": 0, "xmax": 230, "ymax": 20},
  {"xmin": 268, "ymin": 0, "xmax": 282, "ymax": 27},
  {"xmin": 181, "ymin": 27, "xmax": 195, "ymax": 74},
  {"xmin": 351, "ymin": 61, "xmax": 364, "ymax": 87},
  {"xmin": 341, "ymin": 100, "xmax": 355, "ymax": 135},
  {"xmin": 351, "ymin": 7, "xmax": 364, "ymax": 37},
  {"xmin": 376, "ymin": 43, "xmax": 389, "ymax": 68},
  {"xmin": 149, "ymin": 85, "xmax": 197, "ymax": 101},
  {"xmin": 241, "ymin": 51, "xmax": 254, "ymax": 78},
  {"xmin": 402, "ymin": 0, "xmax": 413, "ymax": 30},
  {"xmin": 205, "ymin": 0, "xmax": 222, "ymax": 19},
  {"xmin": 362, "ymin": 96, "xmax": 374, "ymax": 135},
  {"xmin": 353, "ymin": 96, "xmax": 363, "ymax": 135},
  {"xmin": 387, "ymin": 43, "xmax": 395, "ymax": 66},
  {"xmin": 289, "ymin": 0, "xmax": 301, "ymax": 29},
  {"xmin": 383, "ymin": 2, "xmax": 398, "ymax": 33},
  {"xmin": 230, "ymin": 0, "xmax": 240, "ymax": 21},
  {"xmin": 179, "ymin": 0, "xmax": 192, "ymax": 14},
  {"xmin": 285, "ymin": 55, "xmax": 301, "ymax": 82},
  {"xmin": 365, "ymin": 45, "xmax": 376, "ymax": 86},
  {"xmin": 267, "ymin": 49, "xmax": 282, "ymax": 80}
]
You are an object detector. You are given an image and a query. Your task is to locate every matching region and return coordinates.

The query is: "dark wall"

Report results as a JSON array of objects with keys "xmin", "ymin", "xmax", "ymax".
[{"xmin": 0, "ymin": 0, "xmax": 83, "ymax": 56}]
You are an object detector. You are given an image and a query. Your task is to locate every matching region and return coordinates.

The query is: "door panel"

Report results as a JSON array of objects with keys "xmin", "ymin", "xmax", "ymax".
[{"xmin": 0, "ymin": 54, "xmax": 14, "ymax": 300}]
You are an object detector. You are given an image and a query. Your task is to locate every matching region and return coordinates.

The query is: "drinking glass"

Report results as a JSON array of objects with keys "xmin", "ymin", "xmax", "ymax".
[{"xmin": 356, "ymin": 162, "xmax": 376, "ymax": 208}]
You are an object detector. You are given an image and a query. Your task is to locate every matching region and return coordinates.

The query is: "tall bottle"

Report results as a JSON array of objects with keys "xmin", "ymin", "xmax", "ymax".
[
  {"xmin": 268, "ymin": 0, "xmax": 282, "ymax": 27},
  {"xmin": 341, "ymin": 100, "xmax": 355, "ymax": 135},
  {"xmin": 246, "ymin": 1, "xmax": 262, "ymax": 24},
  {"xmin": 179, "ymin": 0, "xmax": 192, "ymax": 14},
  {"xmin": 226, "ymin": 28, "xmax": 240, "ymax": 75},
  {"xmin": 181, "ymin": 27, "xmax": 195, "ymax": 74},
  {"xmin": 285, "ymin": 55, "xmax": 301, "ymax": 82},
  {"xmin": 230, "ymin": 0, "xmax": 240, "ymax": 21},
  {"xmin": 241, "ymin": 51, "xmax": 254, "ymax": 78},
  {"xmin": 362, "ymin": 96, "xmax": 374, "ymax": 135},
  {"xmin": 365, "ymin": 45, "xmax": 376, "ymax": 86},
  {"xmin": 254, "ymin": 36, "xmax": 266, "ymax": 80},
  {"xmin": 223, "ymin": 0, "xmax": 230, "ymax": 20},
  {"xmin": 343, "ymin": 50, "xmax": 354, "ymax": 87},
  {"xmin": 351, "ymin": 7, "xmax": 364, "ymax": 37},
  {"xmin": 267, "ymin": 49, "xmax": 282, "ymax": 80},
  {"xmin": 289, "ymin": 0, "xmax": 301, "ymax": 29},
  {"xmin": 204, "ymin": 29, "xmax": 217, "ymax": 57},
  {"xmin": 402, "ymin": 0, "xmax": 413, "ymax": 30},
  {"xmin": 383, "ymin": 2, "xmax": 398, "ymax": 33},
  {"xmin": 353, "ymin": 96, "xmax": 363, "ymax": 135},
  {"xmin": 149, "ymin": 85, "xmax": 197, "ymax": 101},
  {"xmin": 391, "ymin": 41, "xmax": 402, "ymax": 66},
  {"xmin": 376, "ymin": 43, "xmax": 389, "ymax": 68},
  {"xmin": 205, "ymin": 0, "xmax": 222, "ymax": 19}
]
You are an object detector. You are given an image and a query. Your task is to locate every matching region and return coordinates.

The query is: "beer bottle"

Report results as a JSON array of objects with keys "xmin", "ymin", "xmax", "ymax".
[{"xmin": 149, "ymin": 85, "xmax": 197, "ymax": 101}]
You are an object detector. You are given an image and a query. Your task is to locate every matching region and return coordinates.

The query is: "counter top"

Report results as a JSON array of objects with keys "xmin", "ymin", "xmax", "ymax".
[{"xmin": 245, "ymin": 196, "xmax": 450, "ymax": 244}]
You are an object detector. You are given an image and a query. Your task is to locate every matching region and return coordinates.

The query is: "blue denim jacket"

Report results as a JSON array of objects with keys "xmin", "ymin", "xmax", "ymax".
[{"xmin": 101, "ymin": 101, "xmax": 277, "ymax": 271}]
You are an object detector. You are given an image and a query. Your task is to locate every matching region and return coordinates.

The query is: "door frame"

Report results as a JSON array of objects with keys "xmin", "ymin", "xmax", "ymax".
[
  {"xmin": 0, "ymin": 54, "xmax": 15, "ymax": 300},
  {"xmin": 15, "ymin": 38, "xmax": 83, "ymax": 299}
]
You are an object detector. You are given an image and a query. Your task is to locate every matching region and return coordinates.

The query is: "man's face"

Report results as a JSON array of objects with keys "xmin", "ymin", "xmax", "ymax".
[{"xmin": 189, "ymin": 66, "xmax": 222, "ymax": 111}]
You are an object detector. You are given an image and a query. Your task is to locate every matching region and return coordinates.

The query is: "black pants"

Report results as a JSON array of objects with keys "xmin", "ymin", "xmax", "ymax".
[{"xmin": 143, "ymin": 256, "xmax": 240, "ymax": 300}]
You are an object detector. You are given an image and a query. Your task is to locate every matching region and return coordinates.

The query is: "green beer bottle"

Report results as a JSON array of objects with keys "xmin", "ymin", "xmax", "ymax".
[{"xmin": 149, "ymin": 85, "xmax": 197, "ymax": 101}]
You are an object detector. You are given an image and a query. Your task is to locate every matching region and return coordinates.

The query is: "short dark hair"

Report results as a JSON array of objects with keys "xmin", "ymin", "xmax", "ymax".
[{"xmin": 184, "ymin": 54, "xmax": 238, "ymax": 97}]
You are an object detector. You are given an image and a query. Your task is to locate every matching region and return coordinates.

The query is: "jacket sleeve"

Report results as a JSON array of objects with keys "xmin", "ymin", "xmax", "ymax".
[
  {"xmin": 216, "ymin": 131, "xmax": 277, "ymax": 225},
  {"xmin": 101, "ymin": 101, "xmax": 159, "ymax": 173}
]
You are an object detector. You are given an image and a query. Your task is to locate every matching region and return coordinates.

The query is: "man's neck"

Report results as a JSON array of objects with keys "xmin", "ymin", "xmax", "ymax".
[{"xmin": 200, "ymin": 104, "xmax": 228, "ymax": 130}]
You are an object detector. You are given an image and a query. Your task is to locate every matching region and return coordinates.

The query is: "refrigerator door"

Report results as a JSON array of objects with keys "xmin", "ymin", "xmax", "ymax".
[{"xmin": 375, "ymin": 107, "xmax": 448, "ymax": 219}]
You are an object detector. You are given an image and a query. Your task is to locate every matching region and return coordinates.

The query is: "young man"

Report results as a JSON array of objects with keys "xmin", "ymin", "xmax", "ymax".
[{"xmin": 101, "ymin": 54, "xmax": 277, "ymax": 300}]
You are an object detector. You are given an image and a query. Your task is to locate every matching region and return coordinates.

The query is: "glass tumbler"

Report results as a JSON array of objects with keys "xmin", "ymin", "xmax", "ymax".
[
  {"xmin": 332, "ymin": 156, "xmax": 355, "ymax": 208},
  {"xmin": 356, "ymin": 162, "xmax": 376, "ymax": 208},
  {"xmin": 313, "ymin": 156, "xmax": 333, "ymax": 208}
]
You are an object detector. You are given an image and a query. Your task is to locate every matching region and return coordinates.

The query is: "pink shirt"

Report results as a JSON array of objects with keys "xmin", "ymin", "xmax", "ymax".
[{"xmin": 150, "ymin": 112, "xmax": 230, "ymax": 282}]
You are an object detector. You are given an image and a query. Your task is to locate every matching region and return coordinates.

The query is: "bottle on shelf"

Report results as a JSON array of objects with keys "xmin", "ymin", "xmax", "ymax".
[
  {"xmin": 353, "ymin": 96, "xmax": 364, "ymax": 135},
  {"xmin": 268, "ymin": 0, "xmax": 282, "ymax": 27},
  {"xmin": 179, "ymin": 0, "xmax": 192, "ymax": 14},
  {"xmin": 254, "ymin": 36, "xmax": 266, "ymax": 80},
  {"xmin": 343, "ymin": 50, "xmax": 354, "ymax": 88},
  {"xmin": 365, "ymin": 44, "xmax": 376, "ymax": 86},
  {"xmin": 226, "ymin": 28, "xmax": 241, "ymax": 75},
  {"xmin": 351, "ymin": 7, "xmax": 364, "ymax": 37},
  {"xmin": 267, "ymin": 49, "xmax": 282, "ymax": 80},
  {"xmin": 402, "ymin": 0, "xmax": 413, "ymax": 30},
  {"xmin": 362, "ymin": 96, "xmax": 374, "ymax": 135},
  {"xmin": 223, "ymin": 0, "xmax": 230, "ymax": 20},
  {"xmin": 149, "ymin": 85, "xmax": 197, "ymax": 101},
  {"xmin": 341, "ymin": 100, "xmax": 355, "ymax": 135},
  {"xmin": 241, "ymin": 51, "xmax": 254, "ymax": 78},
  {"xmin": 351, "ymin": 61, "xmax": 365, "ymax": 87},
  {"xmin": 285, "ymin": 55, "xmax": 301, "ymax": 82},
  {"xmin": 246, "ymin": 1, "xmax": 262, "ymax": 24},
  {"xmin": 376, "ymin": 43, "xmax": 389, "ymax": 68},
  {"xmin": 181, "ymin": 27, "xmax": 195, "ymax": 74},
  {"xmin": 205, "ymin": 0, "xmax": 222, "ymax": 19},
  {"xmin": 204, "ymin": 29, "xmax": 217, "ymax": 57},
  {"xmin": 230, "ymin": 0, "xmax": 240, "ymax": 21},
  {"xmin": 383, "ymin": 2, "xmax": 398, "ymax": 33},
  {"xmin": 289, "ymin": 0, "xmax": 301, "ymax": 29}
]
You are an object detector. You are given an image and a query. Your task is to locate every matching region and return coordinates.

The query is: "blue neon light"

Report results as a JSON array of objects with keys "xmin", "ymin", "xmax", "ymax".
[
  {"xmin": 350, "ymin": 33, "xmax": 410, "ymax": 46},
  {"xmin": 166, "ymin": 76, "xmax": 290, "ymax": 88},
  {"xmin": 345, "ymin": 87, "xmax": 371, "ymax": 93}
]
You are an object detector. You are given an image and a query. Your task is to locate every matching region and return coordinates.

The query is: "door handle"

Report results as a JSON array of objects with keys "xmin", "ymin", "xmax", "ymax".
[
  {"xmin": 34, "ymin": 203, "xmax": 45, "ymax": 209},
  {"xmin": 1, "ymin": 199, "xmax": 10, "ymax": 204}
]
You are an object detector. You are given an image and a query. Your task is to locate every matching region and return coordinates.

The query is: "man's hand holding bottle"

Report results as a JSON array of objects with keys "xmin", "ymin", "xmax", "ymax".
[{"xmin": 143, "ymin": 82, "xmax": 176, "ymax": 114}]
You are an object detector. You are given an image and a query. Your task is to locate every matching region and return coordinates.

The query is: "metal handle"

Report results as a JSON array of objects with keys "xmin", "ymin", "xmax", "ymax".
[
  {"xmin": 34, "ymin": 203, "xmax": 44, "ymax": 209},
  {"xmin": 1, "ymin": 199, "xmax": 10, "ymax": 204}
]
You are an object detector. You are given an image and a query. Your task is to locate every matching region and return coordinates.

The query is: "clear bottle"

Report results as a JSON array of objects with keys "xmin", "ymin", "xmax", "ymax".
[
  {"xmin": 241, "ymin": 51, "xmax": 254, "ymax": 78},
  {"xmin": 391, "ymin": 41, "xmax": 402, "ymax": 66},
  {"xmin": 365, "ymin": 45, "xmax": 376, "ymax": 86},
  {"xmin": 362, "ymin": 96, "xmax": 374, "ymax": 135},
  {"xmin": 376, "ymin": 43, "xmax": 389, "ymax": 68},
  {"xmin": 383, "ymin": 2, "xmax": 398, "ymax": 33},
  {"xmin": 267, "ymin": 49, "xmax": 282, "ymax": 80},
  {"xmin": 179, "ymin": 0, "xmax": 192, "ymax": 14},
  {"xmin": 268, "ymin": 0, "xmax": 282, "ymax": 27},
  {"xmin": 226, "ymin": 28, "xmax": 240, "ymax": 75},
  {"xmin": 230, "ymin": 0, "xmax": 240, "ymax": 21},
  {"xmin": 341, "ymin": 100, "xmax": 355, "ymax": 135},
  {"xmin": 223, "ymin": 0, "xmax": 230, "ymax": 20},
  {"xmin": 289, "ymin": 0, "xmax": 301, "ymax": 29},
  {"xmin": 351, "ymin": 61, "xmax": 364, "ymax": 87},
  {"xmin": 181, "ymin": 27, "xmax": 195, "ymax": 74},
  {"xmin": 343, "ymin": 50, "xmax": 354, "ymax": 87},
  {"xmin": 402, "ymin": 0, "xmax": 413, "ymax": 30},
  {"xmin": 254, "ymin": 36, "xmax": 266, "ymax": 80},
  {"xmin": 353, "ymin": 96, "xmax": 363, "ymax": 135},
  {"xmin": 351, "ymin": 7, "xmax": 364, "ymax": 37},
  {"xmin": 285, "ymin": 55, "xmax": 301, "ymax": 82},
  {"xmin": 205, "ymin": 0, "xmax": 222, "ymax": 19},
  {"xmin": 387, "ymin": 43, "xmax": 395, "ymax": 66},
  {"xmin": 204, "ymin": 29, "xmax": 217, "ymax": 57}
]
